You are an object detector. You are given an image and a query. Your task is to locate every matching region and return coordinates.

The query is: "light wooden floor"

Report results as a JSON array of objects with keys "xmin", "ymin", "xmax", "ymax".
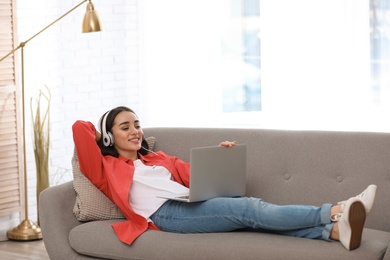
[{"xmin": 0, "ymin": 239, "xmax": 49, "ymax": 260}]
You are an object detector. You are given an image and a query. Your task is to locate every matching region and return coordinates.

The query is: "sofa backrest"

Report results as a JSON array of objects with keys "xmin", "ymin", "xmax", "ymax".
[{"xmin": 144, "ymin": 127, "xmax": 390, "ymax": 232}]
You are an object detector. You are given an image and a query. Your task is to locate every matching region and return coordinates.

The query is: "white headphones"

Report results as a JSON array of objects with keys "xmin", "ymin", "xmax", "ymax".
[{"xmin": 99, "ymin": 110, "xmax": 114, "ymax": 147}]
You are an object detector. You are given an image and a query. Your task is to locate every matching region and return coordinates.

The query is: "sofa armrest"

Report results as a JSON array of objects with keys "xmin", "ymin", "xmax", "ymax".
[
  {"xmin": 383, "ymin": 241, "xmax": 390, "ymax": 260},
  {"xmin": 39, "ymin": 181, "xmax": 81, "ymax": 260}
]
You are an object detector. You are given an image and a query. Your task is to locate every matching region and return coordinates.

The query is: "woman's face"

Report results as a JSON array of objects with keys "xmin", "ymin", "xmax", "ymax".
[{"xmin": 111, "ymin": 111, "xmax": 143, "ymax": 159}]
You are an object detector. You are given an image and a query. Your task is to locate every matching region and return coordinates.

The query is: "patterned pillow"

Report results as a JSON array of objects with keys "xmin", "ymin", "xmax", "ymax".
[{"xmin": 72, "ymin": 136, "xmax": 156, "ymax": 221}]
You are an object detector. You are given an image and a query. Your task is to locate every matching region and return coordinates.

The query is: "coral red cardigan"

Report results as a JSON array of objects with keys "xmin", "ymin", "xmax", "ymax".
[{"xmin": 72, "ymin": 120, "xmax": 191, "ymax": 245}]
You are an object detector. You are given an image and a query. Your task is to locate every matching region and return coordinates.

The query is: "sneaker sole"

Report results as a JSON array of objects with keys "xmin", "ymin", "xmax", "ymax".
[{"xmin": 348, "ymin": 201, "xmax": 366, "ymax": 250}]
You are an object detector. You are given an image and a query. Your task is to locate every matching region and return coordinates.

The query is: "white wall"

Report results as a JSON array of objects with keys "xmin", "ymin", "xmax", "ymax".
[{"xmin": 2, "ymin": 0, "xmax": 141, "ymax": 231}]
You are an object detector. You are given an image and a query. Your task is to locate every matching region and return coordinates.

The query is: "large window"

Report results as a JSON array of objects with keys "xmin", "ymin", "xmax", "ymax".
[
  {"xmin": 370, "ymin": 0, "xmax": 390, "ymax": 107},
  {"xmin": 221, "ymin": 0, "xmax": 261, "ymax": 112},
  {"xmin": 140, "ymin": 0, "xmax": 390, "ymax": 131}
]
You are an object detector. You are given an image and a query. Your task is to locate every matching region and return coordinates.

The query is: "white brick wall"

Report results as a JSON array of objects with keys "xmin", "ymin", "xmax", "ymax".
[{"xmin": 14, "ymin": 0, "xmax": 140, "ymax": 224}]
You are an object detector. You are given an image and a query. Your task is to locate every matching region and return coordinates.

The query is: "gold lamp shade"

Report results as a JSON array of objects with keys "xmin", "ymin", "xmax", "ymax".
[{"xmin": 83, "ymin": 1, "xmax": 103, "ymax": 33}]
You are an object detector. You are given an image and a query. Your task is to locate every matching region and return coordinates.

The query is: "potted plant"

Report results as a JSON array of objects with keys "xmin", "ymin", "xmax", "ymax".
[{"xmin": 30, "ymin": 85, "xmax": 51, "ymax": 224}]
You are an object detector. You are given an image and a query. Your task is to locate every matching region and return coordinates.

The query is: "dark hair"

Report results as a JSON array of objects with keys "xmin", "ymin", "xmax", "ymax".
[{"xmin": 97, "ymin": 106, "xmax": 150, "ymax": 157}]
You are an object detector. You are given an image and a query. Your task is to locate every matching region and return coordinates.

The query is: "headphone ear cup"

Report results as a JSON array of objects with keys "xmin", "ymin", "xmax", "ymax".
[
  {"xmin": 102, "ymin": 131, "xmax": 114, "ymax": 147},
  {"xmin": 107, "ymin": 131, "xmax": 114, "ymax": 146},
  {"xmin": 100, "ymin": 110, "xmax": 113, "ymax": 147}
]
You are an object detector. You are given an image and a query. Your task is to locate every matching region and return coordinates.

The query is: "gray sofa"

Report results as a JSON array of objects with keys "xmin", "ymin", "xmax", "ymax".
[{"xmin": 39, "ymin": 127, "xmax": 390, "ymax": 259}]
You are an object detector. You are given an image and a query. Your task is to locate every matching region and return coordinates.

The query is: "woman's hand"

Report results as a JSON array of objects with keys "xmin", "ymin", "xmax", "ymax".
[{"xmin": 219, "ymin": 141, "xmax": 236, "ymax": 147}]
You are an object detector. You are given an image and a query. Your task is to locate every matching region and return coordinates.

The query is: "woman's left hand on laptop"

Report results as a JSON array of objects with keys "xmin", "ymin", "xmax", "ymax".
[{"xmin": 218, "ymin": 141, "xmax": 236, "ymax": 148}]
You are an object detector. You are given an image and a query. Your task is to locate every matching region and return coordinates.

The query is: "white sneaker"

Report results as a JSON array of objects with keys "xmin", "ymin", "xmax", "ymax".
[
  {"xmin": 338, "ymin": 198, "xmax": 366, "ymax": 250},
  {"xmin": 338, "ymin": 184, "xmax": 377, "ymax": 214}
]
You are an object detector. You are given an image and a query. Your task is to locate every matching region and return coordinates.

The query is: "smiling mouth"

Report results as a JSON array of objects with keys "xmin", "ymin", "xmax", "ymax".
[{"xmin": 129, "ymin": 137, "xmax": 140, "ymax": 143}]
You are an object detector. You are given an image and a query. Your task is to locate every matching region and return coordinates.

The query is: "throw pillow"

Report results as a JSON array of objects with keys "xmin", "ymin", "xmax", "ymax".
[{"xmin": 72, "ymin": 136, "xmax": 156, "ymax": 221}]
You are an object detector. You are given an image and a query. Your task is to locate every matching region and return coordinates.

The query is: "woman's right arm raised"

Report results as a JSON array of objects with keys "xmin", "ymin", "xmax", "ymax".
[{"xmin": 72, "ymin": 120, "xmax": 105, "ymax": 182}]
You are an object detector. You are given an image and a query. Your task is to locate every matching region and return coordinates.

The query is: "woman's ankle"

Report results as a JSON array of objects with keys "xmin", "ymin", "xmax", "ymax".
[{"xmin": 330, "ymin": 223, "xmax": 339, "ymax": 240}]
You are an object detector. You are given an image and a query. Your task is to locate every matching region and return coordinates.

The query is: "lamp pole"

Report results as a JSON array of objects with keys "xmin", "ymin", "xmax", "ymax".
[{"xmin": 0, "ymin": 0, "xmax": 103, "ymax": 240}]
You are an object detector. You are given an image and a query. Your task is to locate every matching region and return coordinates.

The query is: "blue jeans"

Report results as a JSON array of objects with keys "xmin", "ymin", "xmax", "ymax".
[{"xmin": 150, "ymin": 197, "xmax": 334, "ymax": 241}]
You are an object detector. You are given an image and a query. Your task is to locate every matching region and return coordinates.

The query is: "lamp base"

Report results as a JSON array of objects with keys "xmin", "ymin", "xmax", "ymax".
[{"xmin": 7, "ymin": 219, "xmax": 42, "ymax": 241}]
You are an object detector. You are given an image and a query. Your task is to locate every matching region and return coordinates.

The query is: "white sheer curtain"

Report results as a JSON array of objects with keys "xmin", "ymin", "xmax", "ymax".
[
  {"xmin": 260, "ymin": 0, "xmax": 372, "ymax": 130},
  {"xmin": 140, "ymin": 0, "xmax": 388, "ymax": 131},
  {"xmin": 371, "ymin": 0, "xmax": 390, "ymax": 112}
]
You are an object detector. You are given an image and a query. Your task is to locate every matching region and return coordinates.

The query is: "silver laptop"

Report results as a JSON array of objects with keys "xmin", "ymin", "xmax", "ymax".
[{"xmin": 159, "ymin": 144, "xmax": 247, "ymax": 203}]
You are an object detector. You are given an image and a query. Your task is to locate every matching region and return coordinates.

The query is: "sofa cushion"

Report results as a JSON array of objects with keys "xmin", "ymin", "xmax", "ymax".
[
  {"xmin": 72, "ymin": 136, "xmax": 155, "ymax": 221},
  {"xmin": 69, "ymin": 221, "xmax": 390, "ymax": 260}
]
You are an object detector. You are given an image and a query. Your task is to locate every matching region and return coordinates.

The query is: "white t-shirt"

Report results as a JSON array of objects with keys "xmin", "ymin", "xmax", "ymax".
[{"xmin": 129, "ymin": 159, "xmax": 189, "ymax": 220}]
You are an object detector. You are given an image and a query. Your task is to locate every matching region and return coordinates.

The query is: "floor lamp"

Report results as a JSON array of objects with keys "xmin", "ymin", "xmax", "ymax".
[{"xmin": 0, "ymin": 0, "xmax": 103, "ymax": 241}]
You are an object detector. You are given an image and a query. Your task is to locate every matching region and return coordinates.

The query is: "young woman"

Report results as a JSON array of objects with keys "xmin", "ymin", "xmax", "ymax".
[{"xmin": 72, "ymin": 106, "xmax": 377, "ymax": 250}]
